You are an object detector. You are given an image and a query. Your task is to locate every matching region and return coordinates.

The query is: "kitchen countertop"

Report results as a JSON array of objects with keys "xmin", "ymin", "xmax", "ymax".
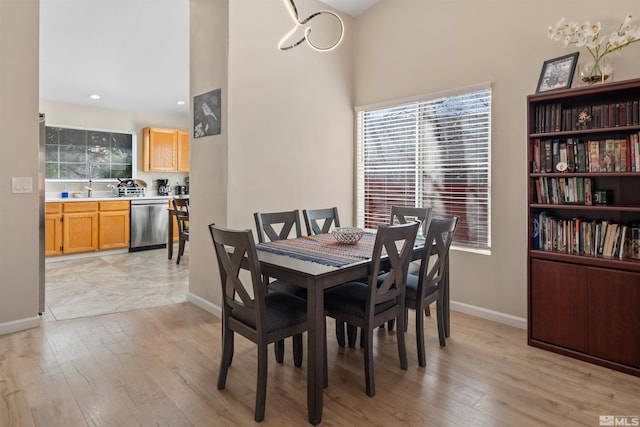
[{"xmin": 46, "ymin": 192, "xmax": 189, "ymax": 203}]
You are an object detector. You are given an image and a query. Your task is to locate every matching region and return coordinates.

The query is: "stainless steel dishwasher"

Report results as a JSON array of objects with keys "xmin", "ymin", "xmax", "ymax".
[{"xmin": 130, "ymin": 198, "xmax": 168, "ymax": 251}]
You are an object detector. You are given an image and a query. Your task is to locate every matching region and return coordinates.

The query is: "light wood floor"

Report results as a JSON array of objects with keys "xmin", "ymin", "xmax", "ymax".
[{"xmin": 1, "ymin": 303, "xmax": 639, "ymax": 427}]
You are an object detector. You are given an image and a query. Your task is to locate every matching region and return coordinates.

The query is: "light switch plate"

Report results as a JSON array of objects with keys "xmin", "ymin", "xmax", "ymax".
[{"xmin": 12, "ymin": 177, "xmax": 33, "ymax": 194}]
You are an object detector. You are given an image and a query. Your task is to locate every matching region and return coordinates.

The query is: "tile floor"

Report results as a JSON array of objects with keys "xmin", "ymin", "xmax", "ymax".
[{"xmin": 44, "ymin": 245, "xmax": 188, "ymax": 321}]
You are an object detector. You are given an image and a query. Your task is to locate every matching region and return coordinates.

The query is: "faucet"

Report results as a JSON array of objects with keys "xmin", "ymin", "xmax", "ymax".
[{"xmin": 85, "ymin": 163, "xmax": 93, "ymax": 198}]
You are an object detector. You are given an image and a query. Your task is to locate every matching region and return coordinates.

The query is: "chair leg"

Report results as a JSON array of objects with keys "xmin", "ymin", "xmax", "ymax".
[
  {"xmin": 255, "ymin": 343, "xmax": 268, "ymax": 422},
  {"xmin": 425, "ymin": 305, "xmax": 431, "ymax": 317},
  {"xmin": 404, "ymin": 308, "xmax": 409, "ymax": 333},
  {"xmin": 363, "ymin": 326, "xmax": 375, "ymax": 397},
  {"xmin": 415, "ymin": 305, "xmax": 427, "ymax": 367},
  {"xmin": 293, "ymin": 334, "xmax": 303, "ymax": 368},
  {"xmin": 217, "ymin": 327, "xmax": 234, "ymax": 389},
  {"xmin": 274, "ymin": 340, "xmax": 284, "ymax": 364},
  {"xmin": 359, "ymin": 329, "xmax": 364, "ymax": 349},
  {"xmin": 396, "ymin": 314, "xmax": 408, "ymax": 371},
  {"xmin": 436, "ymin": 298, "xmax": 446, "ymax": 347},
  {"xmin": 387, "ymin": 319, "xmax": 395, "ymax": 330},
  {"xmin": 176, "ymin": 239, "xmax": 185, "ymax": 264},
  {"xmin": 335, "ymin": 321, "xmax": 346, "ymax": 347},
  {"xmin": 347, "ymin": 324, "xmax": 357, "ymax": 347}
]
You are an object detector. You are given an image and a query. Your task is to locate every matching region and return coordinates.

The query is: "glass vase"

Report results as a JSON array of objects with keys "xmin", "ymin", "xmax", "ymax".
[{"xmin": 579, "ymin": 57, "xmax": 613, "ymax": 85}]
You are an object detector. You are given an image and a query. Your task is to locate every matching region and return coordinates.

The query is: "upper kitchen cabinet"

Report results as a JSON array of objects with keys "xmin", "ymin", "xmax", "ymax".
[
  {"xmin": 177, "ymin": 129, "xmax": 190, "ymax": 172},
  {"xmin": 142, "ymin": 127, "xmax": 190, "ymax": 172}
]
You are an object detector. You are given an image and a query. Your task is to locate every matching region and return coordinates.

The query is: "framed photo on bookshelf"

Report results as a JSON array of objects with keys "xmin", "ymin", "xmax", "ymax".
[{"xmin": 536, "ymin": 52, "xmax": 579, "ymax": 93}]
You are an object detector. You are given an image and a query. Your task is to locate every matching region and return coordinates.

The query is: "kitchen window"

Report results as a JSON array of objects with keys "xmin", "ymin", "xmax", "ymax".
[
  {"xmin": 356, "ymin": 84, "xmax": 491, "ymax": 250},
  {"xmin": 45, "ymin": 126, "xmax": 134, "ymax": 180}
]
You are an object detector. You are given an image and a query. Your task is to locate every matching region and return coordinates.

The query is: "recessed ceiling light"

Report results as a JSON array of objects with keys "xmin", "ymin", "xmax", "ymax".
[
  {"xmin": 177, "ymin": 100, "xmax": 185, "ymax": 105},
  {"xmin": 89, "ymin": 94, "xmax": 101, "ymax": 100}
]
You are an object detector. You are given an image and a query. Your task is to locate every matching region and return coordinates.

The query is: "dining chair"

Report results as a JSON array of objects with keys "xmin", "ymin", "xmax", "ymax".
[
  {"xmin": 302, "ymin": 207, "xmax": 354, "ymax": 347},
  {"xmin": 323, "ymin": 221, "xmax": 420, "ymax": 397},
  {"xmin": 172, "ymin": 199, "xmax": 190, "ymax": 265},
  {"xmin": 254, "ymin": 210, "xmax": 305, "ymax": 364},
  {"xmin": 303, "ymin": 207, "xmax": 340, "ymax": 235},
  {"xmin": 381, "ymin": 216, "xmax": 458, "ymax": 367},
  {"xmin": 385, "ymin": 206, "xmax": 433, "ymax": 330},
  {"xmin": 208, "ymin": 224, "xmax": 308, "ymax": 422}
]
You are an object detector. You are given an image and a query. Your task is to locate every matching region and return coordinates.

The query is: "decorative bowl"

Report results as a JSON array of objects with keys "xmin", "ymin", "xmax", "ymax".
[{"xmin": 332, "ymin": 227, "xmax": 364, "ymax": 244}]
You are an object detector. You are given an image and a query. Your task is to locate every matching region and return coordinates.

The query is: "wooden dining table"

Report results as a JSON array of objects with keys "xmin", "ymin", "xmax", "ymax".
[{"xmin": 255, "ymin": 232, "xmax": 432, "ymax": 425}]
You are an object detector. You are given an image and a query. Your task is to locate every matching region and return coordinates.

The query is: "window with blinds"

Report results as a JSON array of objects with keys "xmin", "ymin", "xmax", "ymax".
[{"xmin": 356, "ymin": 86, "xmax": 491, "ymax": 249}]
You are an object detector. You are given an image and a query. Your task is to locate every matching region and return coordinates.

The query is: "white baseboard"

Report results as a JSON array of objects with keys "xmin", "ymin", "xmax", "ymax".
[
  {"xmin": 451, "ymin": 301, "xmax": 527, "ymax": 330},
  {"xmin": 187, "ymin": 292, "xmax": 222, "ymax": 318},
  {"xmin": 0, "ymin": 316, "xmax": 41, "ymax": 336}
]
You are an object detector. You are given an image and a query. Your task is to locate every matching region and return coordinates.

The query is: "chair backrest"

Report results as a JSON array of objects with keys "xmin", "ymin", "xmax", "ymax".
[
  {"xmin": 254, "ymin": 210, "xmax": 302, "ymax": 243},
  {"xmin": 175, "ymin": 210, "xmax": 189, "ymax": 236},
  {"xmin": 172, "ymin": 197, "xmax": 189, "ymax": 213},
  {"xmin": 417, "ymin": 216, "xmax": 459, "ymax": 299},
  {"xmin": 208, "ymin": 224, "xmax": 266, "ymax": 328},
  {"xmin": 367, "ymin": 222, "xmax": 420, "ymax": 316},
  {"xmin": 390, "ymin": 206, "xmax": 432, "ymax": 236},
  {"xmin": 303, "ymin": 207, "xmax": 340, "ymax": 235}
]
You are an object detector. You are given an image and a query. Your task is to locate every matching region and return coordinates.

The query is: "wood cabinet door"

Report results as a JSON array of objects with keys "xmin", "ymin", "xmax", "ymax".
[
  {"xmin": 530, "ymin": 259, "xmax": 589, "ymax": 353},
  {"xmin": 63, "ymin": 212, "xmax": 99, "ymax": 254},
  {"xmin": 45, "ymin": 213, "xmax": 62, "ymax": 256},
  {"xmin": 177, "ymin": 129, "xmax": 190, "ymax": 172},
  {"xmin": 169, "ymin": 199, "xmax": 179, "ymax": 242},
  {"xmin": 99, "ymin": 210, "xmax": 130, "ymax": 250},
  {"xmin": 588, "ymin": 267, "xmax": 640, "ymax": 368},
  {"xmin": 143, "ymin": 127, "xmax": 177, "ymax": 172}
]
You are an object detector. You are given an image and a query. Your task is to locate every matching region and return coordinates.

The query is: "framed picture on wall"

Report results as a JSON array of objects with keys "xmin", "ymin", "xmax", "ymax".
[
  {"xmin": 193, "ymin": 88, "xmax": 221, "ymax": 138},
  {"xmin": 536, "ymin": 52, "xmax": 579, "ymax": 93}
]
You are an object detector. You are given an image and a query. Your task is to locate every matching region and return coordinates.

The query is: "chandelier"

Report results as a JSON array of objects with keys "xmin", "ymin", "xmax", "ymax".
[{"xmin": 278, "ymin": 0, "xmax": 344, "ymax": 52}]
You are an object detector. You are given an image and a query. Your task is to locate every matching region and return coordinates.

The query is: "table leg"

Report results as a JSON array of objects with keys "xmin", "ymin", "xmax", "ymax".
[
  {"xmin": 168, "ymin": 210, "xmax": 174, "ymax": 259},
  {"xmin": 444, "ymin": 256, "xmax": 450, "ymax": 337},
  {"xmin": 307, "ymin": 282, "xmax": 324, "ymax": 425}
]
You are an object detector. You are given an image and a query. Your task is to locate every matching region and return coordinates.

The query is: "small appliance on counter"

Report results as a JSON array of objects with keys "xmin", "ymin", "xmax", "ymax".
[
  {"xmin": 184, "ymin": 176, "xmax": 189, "ymax": 194},
  {"xmin": 156, "ymin": 178, "xmax": 171, "ymax": 196},
  {"xmin": 174, "ymin": 180, "xmax": 187, "ymax": 195}
]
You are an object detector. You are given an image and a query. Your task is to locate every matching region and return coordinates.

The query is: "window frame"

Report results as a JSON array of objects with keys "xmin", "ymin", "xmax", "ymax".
[
  {"xmin": 44, "ymin": 124, "xmax": 137, "ymax": 182},
  {"xmin": 355, "ymin": 83, "xmax": 492, "ymax": 252}
]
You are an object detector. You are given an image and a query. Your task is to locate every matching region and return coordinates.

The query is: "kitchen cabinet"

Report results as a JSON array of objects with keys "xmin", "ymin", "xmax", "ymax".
[
  {"xmin": 62, "ymin": 202, "xmax": 99, "ymax": 254},
  {"xmin": 142, "ymin": 127, "xmax": 190, "ymax": 172},
  {"xmin": 46, "ymin": 201, "xmax": 130, "ymax": 256},
  {"xmin": 98, "ymin": 201, "xmax": 130, "ymax": 250},
  {"xmin": 45, "ymin": 202, "xmax": 62, "ymax": 256},
  {"xmin": 177, "ymin": 129, "xmax": 190, "ymax": 172},
  {"xmin": 170, "ymin": 199, "xmax": 179, "ymax": 242}
]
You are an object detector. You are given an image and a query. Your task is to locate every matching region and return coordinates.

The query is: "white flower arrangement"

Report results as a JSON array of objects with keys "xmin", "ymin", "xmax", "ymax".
[
  {"xmin": 549, "ymin": 14, "xmax": 640, "ymax": 58},
  {"xmin": 548, "ymin": 14, "xmax": 640, "ymax": 82}
]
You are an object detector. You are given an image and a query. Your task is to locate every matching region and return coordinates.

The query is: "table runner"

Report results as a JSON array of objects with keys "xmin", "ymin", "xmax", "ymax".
[{"xmin": 256, "ymin": 232, "xmax": 424, "ymax": 267}]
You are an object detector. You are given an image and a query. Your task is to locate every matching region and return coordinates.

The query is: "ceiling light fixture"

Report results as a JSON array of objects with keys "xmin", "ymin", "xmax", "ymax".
[
  {"xmin": 89, "ymin": 94, "xmax": 100, "ymax": 100},
  {"xmin": 278, "ymin": 0, "xmax": 344, "ymax": 52},
  {"xmin": 177, "ymin": 100, "xmax": 185, "ymax": 105}
]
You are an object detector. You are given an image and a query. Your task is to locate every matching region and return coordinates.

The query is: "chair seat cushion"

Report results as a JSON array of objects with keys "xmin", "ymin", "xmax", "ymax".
[
  {"xmin": 231, "ymin": 292, "xmax": 307, "ymax": 333},
  {"xmin": 324, "ymin": 282, "xmax": 396, "ymax": 319},
  {"xmin": 377, "ymin": 273, "xmax": 437, "ymax": 304},
  {"xmin": 268, "ymin": 280, "xmax": 307, "ymax": 298}
]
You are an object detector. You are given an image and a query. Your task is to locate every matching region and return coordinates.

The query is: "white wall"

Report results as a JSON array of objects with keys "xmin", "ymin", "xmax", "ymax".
[
  {"xmin": 353, "ymin": 0, "xmax": 640, "ymax": 323},
  {"xmin": 187, "ymin": 0, "xmax": 354, "ymax": 310},
  {"xmin": 0, "ymin": 0, "xmax": 40, "ymax": 332}
]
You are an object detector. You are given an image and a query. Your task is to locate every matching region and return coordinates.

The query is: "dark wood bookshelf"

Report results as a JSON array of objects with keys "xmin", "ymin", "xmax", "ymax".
[{"xmin": 527, "ymin": 78, "xmax": 640, "ymax": 377}]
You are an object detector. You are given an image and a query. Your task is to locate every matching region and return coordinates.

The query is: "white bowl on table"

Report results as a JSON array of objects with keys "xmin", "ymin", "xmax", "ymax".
[{"xmin": 332, "ymin": 227, "xmax": 364, "ymax": 244}]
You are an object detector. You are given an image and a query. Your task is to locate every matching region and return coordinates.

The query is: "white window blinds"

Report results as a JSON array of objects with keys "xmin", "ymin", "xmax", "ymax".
[{"xmin": 356, "ymin": 86, "xmax": 491, "ymax": 249}]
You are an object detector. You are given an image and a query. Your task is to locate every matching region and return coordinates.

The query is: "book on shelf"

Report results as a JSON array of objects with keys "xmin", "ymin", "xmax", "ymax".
[
  {"xmin": 589, "ymin": 140, "xmax": 600, "ymax": 172},
  {"xmin": 584, "ymin": 178, "xmax": 592, "ymax": 206},
  {"xmin": 532, "ymin": 213, "xmax": 630, "ymax": 259}
]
